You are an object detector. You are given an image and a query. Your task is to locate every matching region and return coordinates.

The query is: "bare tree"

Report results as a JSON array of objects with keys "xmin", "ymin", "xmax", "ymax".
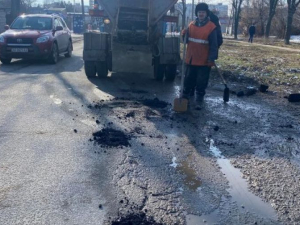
[
  {"xmin": 285, "ymin": 0, "xmax": 300, "ymax": 44},
  {"xmin": 20, "ymin": 0, "xmax": 37, "ymax": 13},
  {"xmin": 232, "ymin": 0, "xmax": 244, "ymax": 39},
  {"xmin": 253, "ymin": 0, "xmax": 269, "ymax": 35},
  {"xmin": 265, "ymin": 0, "xmax": 279, "ymax": 37}
]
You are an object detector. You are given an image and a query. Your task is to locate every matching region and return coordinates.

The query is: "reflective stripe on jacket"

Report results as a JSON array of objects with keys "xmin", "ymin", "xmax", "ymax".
[{"xmin": 185, "ymin": 21, "xmax": 216, "ymax": 66}]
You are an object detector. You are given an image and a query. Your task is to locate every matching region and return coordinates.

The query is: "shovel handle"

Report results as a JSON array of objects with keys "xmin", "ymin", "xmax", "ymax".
[
  {"xmin": 214, "ymin": 62, "xmax": 227, "ymax": 86},
  {"xmin": 180, "ymin": 28, "xmax": 188, "ymax": 98}
]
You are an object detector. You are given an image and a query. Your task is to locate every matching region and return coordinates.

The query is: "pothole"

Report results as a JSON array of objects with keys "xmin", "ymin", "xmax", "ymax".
[
  {"xmin": 92, "ymin": 128, "xmax": 131, "ymax": 148},
  {"xmin": 177, "ymin": 161, "xmax": 202, "ymax": 191},
  {"xmin": 111, "ymin": 213, "xmax": 164, "ymax": 225}
]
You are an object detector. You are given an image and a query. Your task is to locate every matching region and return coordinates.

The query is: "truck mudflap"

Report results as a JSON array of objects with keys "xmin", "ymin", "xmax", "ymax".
[
  {"xmin": 112, "ymin": 42, "xmax": 152, "ymax": 74},
  {"xmin": 152, "ymin": 37, "xmax": 180, "ymax": 81},
  {"xmin": 158, "ymin": 37, "xmax": 181, "ymax": 65},
  {"xmin": 83, "ymin": 32, "xmax": 111, "ymax": 77}
]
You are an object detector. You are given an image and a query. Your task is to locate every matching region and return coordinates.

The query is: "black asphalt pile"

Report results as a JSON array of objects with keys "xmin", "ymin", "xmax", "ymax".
[
  {"xmin": 142, "ymin": 98, "xmax": 169, "ymax": 109},
  {"xmin": 92, "ymin": 128, "xmax": 131, "ymax": 148},
  {"xmin": 125, "ymin": 111, "xmax": 135, "ymax": 118},
  {"xmin": 111, "ymin": 213, "xmax": 164, "ymax": 225}
]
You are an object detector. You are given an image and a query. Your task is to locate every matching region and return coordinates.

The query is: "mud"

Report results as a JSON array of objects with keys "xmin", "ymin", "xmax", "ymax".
[
  {"xmin": 84, "ymin": 75, "xmax": 300, "ymax": 224},
  {"xmin": 92, "ymin": 128, "xmax": 131, "ymax": 148},
  {"xmin": 141, "ymin": 98, "xmax": 170, "ymax": 109},
  {"xmin": 111, "ymin": 213, "xmax": 164, "ymax": 225},
  {"xmin": 120, "ymin": 89, "xmax": 149, "ymax": 94}
]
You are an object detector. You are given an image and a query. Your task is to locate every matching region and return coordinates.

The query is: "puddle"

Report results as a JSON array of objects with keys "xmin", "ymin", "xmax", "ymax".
[
  {"xmin": 50, "ymin": 95, "xmax": 62, "ymax": 105},
  {"xmin": 177, "ymin": 161, "xmax": 202, "ymax": 191},
  {"xmin": 209, "ymin": 139, "xmax": 278, "ymax": 220},
  {"xmin": 185, "ymin": 140, "xmax": 278, "ymax": 224},
  {"xmin": 186, "ymin": 211, "xmax": 219, "ymax": 225},
  {"xmin": 170, "ymin": 157, "xmax": 178, "ymax": 168}
]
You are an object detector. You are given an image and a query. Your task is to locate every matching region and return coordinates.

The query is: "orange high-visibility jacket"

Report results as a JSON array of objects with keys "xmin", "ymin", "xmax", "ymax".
[{"xmin": 185, "ymin": 21, "xmax": 216, "ymax": 66}]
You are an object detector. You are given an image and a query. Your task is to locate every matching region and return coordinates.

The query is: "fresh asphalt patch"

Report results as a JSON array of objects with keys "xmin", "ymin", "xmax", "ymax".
[
  {"xmin": 92, "ymin": 128, "xmax": 131, "ymax": 148},
  {"xmin": 111, "ymin": 212, "xmax": 164, "ymax": 225}
]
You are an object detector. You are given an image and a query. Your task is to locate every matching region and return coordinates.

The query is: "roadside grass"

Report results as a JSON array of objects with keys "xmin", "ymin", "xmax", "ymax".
[
  {"xmin": 224, "ymin": 36, "xmax": 300, "ymax": 50},
  {"xmin": 217, "ymin": 40, "xmax": 300, "ymax": 94}
]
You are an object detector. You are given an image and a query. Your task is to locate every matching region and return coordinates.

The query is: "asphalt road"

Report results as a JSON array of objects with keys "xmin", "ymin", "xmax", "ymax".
[{"xmin": 1, "ymin": 40, "xmax": 300, "ymax": 225}]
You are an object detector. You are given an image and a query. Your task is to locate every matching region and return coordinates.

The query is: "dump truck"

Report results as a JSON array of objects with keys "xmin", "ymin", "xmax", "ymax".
[{"xmin": 83, "ymin": 0, "xmax": 180, "ymax": 81}]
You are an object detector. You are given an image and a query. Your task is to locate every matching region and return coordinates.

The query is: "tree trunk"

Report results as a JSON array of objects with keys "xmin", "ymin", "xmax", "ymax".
[
  {"xmin": 261, "ymin": 21, "xmax": 265, "ymax": 36},
  {"xmin": 265, "ymin": 15, "xmax": 274, "ymax": 37},
  {"xmin": 284, "ymin": 9, "xmax": 295, "ymax": 44},
  {"xmin": 234, "ymin": 11, "xmax": 241, "ymax": 39},
  {"xmin": 234, "ymin": 17, "xmax": 238, "ymax": 39},
  {"xmin": 265, "ymin": 0, "xmax": 278, "ymax": 38}
]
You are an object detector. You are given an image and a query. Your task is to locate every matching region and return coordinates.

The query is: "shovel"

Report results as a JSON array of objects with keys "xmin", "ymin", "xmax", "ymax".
[
  {"xmin": 214, "ymin": 63, "xmax": 229, "ymax": 103},
  {"xmin": 173, "ymin": 30, "xmax": 188, "ymax": 112}
]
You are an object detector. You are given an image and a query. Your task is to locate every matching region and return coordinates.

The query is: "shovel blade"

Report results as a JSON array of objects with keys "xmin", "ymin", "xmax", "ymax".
[
  {"xmin": 223, "ymin": 87, "xmax": 230, "ymax": 103},
  {"xmin": 173, "ymin": 98, "xmax": 189, "ymax": 112}
]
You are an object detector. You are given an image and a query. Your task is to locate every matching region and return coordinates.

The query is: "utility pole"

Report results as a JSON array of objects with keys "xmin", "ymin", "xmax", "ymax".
[{"xmin": 81, "ymin": 0, "xmax": 85, "ymax": 16}]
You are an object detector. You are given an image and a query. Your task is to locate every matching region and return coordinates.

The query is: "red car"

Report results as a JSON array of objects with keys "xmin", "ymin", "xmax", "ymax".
[{"xmin": 0, "ymin": 14, "xmax": 73, "ymax": 64}]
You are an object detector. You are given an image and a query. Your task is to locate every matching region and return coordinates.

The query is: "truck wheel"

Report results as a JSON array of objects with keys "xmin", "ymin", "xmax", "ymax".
[
  {"xmin": 153, "ymin": 58, "xmax": 165, "ymax": 81},
  {"xmin": 48, "ymin": 43, "xmax": 59, "ymax": 64},
  {"xmin": 96, "ymin": 61, "xmax": 108, "ymax": 77},
  {"xmin": 0, "ymin": 58, "xmax": 12, "ymax": 65},
  {"xmin": 84, "ymin": 61, "xmax": 97, "ymax": 77},
  {"xmin": 107, "ymin": 51, "xmax": 112, "ymax": 71},
  {"xmin": 165, "ymin": 64, "xmax": 177, "ymax": 81}
]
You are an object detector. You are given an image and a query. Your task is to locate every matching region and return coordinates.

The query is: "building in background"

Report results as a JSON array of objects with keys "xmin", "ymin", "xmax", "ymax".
[{"xmin": 0, "ymin": 0, "xmax": 11, "ymax": 33}]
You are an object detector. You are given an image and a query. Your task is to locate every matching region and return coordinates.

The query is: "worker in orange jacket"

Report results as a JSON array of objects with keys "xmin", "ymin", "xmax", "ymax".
[{"xmin": 182, "ymin": 3, "xmax": 218, "ymax": 102}]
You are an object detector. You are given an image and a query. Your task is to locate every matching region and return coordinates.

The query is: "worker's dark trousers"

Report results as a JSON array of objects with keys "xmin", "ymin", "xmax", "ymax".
[
  {"xmin": 183, "ymin": 65, "xmax": 211, "ymax": 98},
  {"xmin": 248, "ymin": 34, "xmax": 254, "ymax": 43}
]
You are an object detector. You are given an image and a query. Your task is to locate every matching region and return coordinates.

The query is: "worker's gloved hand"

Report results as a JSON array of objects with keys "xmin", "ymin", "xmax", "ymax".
[
  {"xmin": 181, "ymin": 29, "xmax": 187, "ymax": 35},
  {"xmin": 207, "ymin": 61, "xmax": 215, "ymax": 67}
]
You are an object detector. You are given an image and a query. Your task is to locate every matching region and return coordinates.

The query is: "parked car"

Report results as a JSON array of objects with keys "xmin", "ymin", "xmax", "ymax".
[{"xmin": 0, "ymin": 14, "xmax": 73, "ymax": 64}]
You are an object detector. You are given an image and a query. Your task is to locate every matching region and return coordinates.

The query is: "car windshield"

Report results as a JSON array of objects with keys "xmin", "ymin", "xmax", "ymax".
[{"xmin": 10, "ymin": 17, "xmax": 52, "ymax": 30}]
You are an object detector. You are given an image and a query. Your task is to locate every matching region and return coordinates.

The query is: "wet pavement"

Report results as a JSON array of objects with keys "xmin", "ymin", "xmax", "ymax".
[{"xmin": 0, "ymin": 41, "xmax": 300, "ymax": 225}]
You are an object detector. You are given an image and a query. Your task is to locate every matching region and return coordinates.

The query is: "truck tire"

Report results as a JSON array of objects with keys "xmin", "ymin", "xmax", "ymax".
[
  {"xmin": 0, "ymin": 58, "xmax": 12, "ymax": 65},
  {"xmin": 153, "ymin": 57, "xmax": 165, "ymax": 81},
  {"xmin": 96, "ymin": 61, "xmax": 108, "ymax": 77},
  {"xmin": 165, "ymin": 64, "xmax": 177, "ymax": 81},
  {"xmin": 84, "ymin": 61, "xmax": 97, "ymax": 78},
  {"xmin": 107, "ymin": 51, "xmax": 112, "ymax": 71}
]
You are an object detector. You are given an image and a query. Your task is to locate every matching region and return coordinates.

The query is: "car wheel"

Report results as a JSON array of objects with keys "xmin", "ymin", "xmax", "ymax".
[
  {"xmin": 165, "ymin": 64, "xmax": 177, "ymax": 81},
  {"xmin": 0, "ymin": 58, "xmax": 12, "ymax": 65},
  {"xmin": 84, "ymin": 61, "xmax": 97, "ymax": 78},
  {"xmin": 48, "ymin": 43, "xmax": 59, "ymax": 64},
  {"xmin": 96, "ymin": 61, "xmax": 108, "ymax": 78},
  {"xmin": 64, "ymin": 41, "xmax": 72, "ymax": 58}
]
